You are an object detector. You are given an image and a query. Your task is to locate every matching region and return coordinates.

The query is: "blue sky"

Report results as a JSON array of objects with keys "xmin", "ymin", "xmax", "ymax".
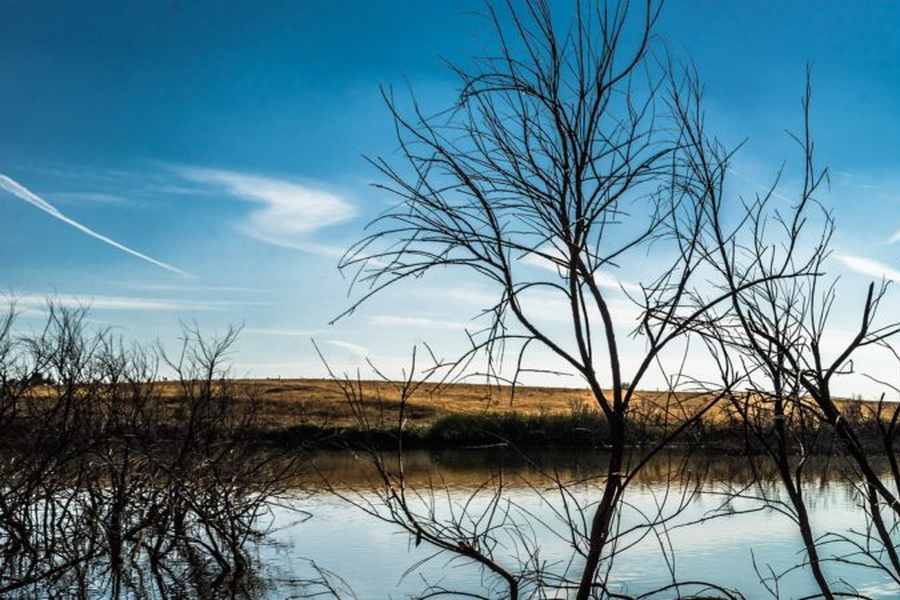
[{"xmin": 4, "ymin": 1, "xmax": 900, "ymax": 392}]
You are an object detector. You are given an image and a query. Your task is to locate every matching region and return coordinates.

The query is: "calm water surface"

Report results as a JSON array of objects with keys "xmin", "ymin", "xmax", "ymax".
[{"xmin": 263, "ymin": 450, "xmax": 900, "ymax": 598}]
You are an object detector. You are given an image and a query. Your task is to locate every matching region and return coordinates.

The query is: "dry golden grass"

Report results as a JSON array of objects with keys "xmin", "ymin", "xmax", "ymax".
[
  {"xmin": 153, "ymin": 378, "xmax": 881, "ymax": 431},
  {"xmin": 162, "ymin": 378, "xmax": 600, "ymax": 429}
]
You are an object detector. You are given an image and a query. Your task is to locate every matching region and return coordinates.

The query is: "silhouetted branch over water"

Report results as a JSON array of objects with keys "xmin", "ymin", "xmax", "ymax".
[
  {"xmin": 6, "ymin": 0, "xmax": 900, "ymax": 597},
  {"xmin": 0, "ymin": 302, "xmax": 301, "ymax": 599},
  {"xmin": 320, "ymin": 0, "xmax": 900, "ymax": 597}
]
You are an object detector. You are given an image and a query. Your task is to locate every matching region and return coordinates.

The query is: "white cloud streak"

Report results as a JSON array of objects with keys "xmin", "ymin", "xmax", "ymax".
[
  {"xmin": 174, "ymin": 167, "xmax": 355, "ymax": 256},
  {"xmin": 594, "ymin": 271, "xmax": 641, "ymax": 293},
  {"xmin": 0, "ymin": 174, "xmax": 189, "ymax": 276},
  {"xmin": 324, "ymin": 340, "xmax": 369, "ymax": 358},
  {"xmin": 51, "ymin": 192, "xmax": 129, "ymax": 205},
  {"xmin": 127, "ymin": 283, "xmax": 266, "ymax": 294},
  {"xmin": 835, "ymin": 254, "xmax": 900, "ymax": 281},
  {"xmin": 8, "ymin": 293, "xmax": 263, "ymax": 312},
  {"xmin": 368, "ymin": 315, "xmax": 470, "ymax": 330},
  {"xmin": 243, "ymin": 327, "xmax": 323, "ymax": 337},
  {"xmin": 726, "ymin": 168, "xmax": 793, "ymax": 203}
]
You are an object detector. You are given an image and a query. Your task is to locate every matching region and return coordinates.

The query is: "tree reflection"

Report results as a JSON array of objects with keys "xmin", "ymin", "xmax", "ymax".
[{"xmin": 0, "ymin": 303, "xmax": 300, "ymax": 599}]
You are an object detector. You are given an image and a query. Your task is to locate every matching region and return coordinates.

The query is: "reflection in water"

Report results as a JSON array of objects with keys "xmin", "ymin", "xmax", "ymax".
[
  {"xmin": 306, "ymin": 448, "xmax": 864, "ymax": 490},
  {"xmin": 0, "ymin": 472, "xmax": 288, "ymax": 600},
  {"xmin": 4, "ymin": 449, "xmax": 900, "ymax": 598},
  {"xmin": 276, "ymin": 449, "xmax": 899, "ymax": 599},
  {"xmin": 0, "ymin": 308, "xmax": 302, "ymax": 600}
]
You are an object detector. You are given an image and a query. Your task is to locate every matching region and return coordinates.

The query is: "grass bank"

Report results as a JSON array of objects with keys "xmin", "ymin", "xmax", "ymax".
[
  {"xmin": 16, "ymin": 378, "xmax": 890, "ymax": 452},
  {"xmin": 217, "ymin": 378, "xmax": 888, "ymax": 452}
]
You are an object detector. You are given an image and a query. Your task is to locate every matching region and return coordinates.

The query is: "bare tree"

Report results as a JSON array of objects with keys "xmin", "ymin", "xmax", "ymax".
[
  {"xmin": 333, "ymin": 1, "xmax": 833, "ymax": 596},
  {"xmin": 318, "ymin": 347, "xmax": 753, "ymax": 599},
  {"xmin": 0, "ymin": 302, "xmax": 300, "ymax": 599},
  {"xmin": 319, "ymin": 347, "xmax": 532, "ymax": 598},
  {"xmin": 676, "ymin": 67, "xmax": 900, "ymax": 595}
]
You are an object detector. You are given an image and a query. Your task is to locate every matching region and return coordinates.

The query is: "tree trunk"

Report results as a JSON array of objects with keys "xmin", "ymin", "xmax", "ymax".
[{"xmin": 576, "ymin": 416, "xmax": 624, "ymax": 600}]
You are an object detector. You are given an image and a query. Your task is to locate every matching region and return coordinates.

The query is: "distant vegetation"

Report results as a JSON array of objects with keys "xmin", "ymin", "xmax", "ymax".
[
  {"xmin": 4, "ymin": 302, "xmax": 900, "ymax": 598},
  {"xmin": 0, "ymin": 303, "xmax": 299, "ymax": 598},
  {"xmin": 9, "ymin": 368, "xmax": 893, "ymax": 452},
  {"xmin": 8, "ymin": 0, "xmax": 900, "ymax": 594},
  {"xmin": 140, "ymin": 377, "xmax": 893, "ymax": 453}
]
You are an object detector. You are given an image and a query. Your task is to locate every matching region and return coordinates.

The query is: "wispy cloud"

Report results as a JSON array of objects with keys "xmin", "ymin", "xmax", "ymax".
[
  {"xmin": 594, "ymin": 272, "xmax": 641, "ymax": 293},
  {"xmin": 726, "ymin": 168, "xmax": 793, "ymax": 203},
  {"xmin": 127, "ymin": 283, "xmax": 267, "ymax": 294},
  {"xmin": 833, "ymin": 170, "xmax": 880, "ymax": 190},
  {"xmin": 369, "ymin": 315, "xmax": 470, "ymax": 330},
  {"xmin": 173, "ymin": 167, "xmax": 355, "ymax": 256},
  {"xmin": 835, "ymin": 254, "xmax": 900, "ymax": 281},
  {"xmin": 7, "ymin": 293, "xmax": 264, "ymax": 312},
  {"xmin": 519, "ymin": 252, "xmax": 559, "ymax": 272},
  {"xmin": 887, "ymin": 230, "xmax": 900, "ymax": 245},
  {"xmin": 324, "ymin": 339, "xmax": 368, "ymax": 358},
  {"xmin": 51, "ymin": 192, "xmax": 130, "ymax": 205},
  {"xmin": 244, "ymin": 327, "xmax": 323, "ymax": 337},
  {"xmin": 0, "ymin": 174, "xmax": 189, "ymax": 276}
]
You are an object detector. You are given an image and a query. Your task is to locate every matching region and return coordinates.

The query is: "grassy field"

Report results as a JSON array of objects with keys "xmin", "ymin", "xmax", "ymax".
[
  {"xmin": 170, "ymin": 378, "xmax": 725, "ymax": 429},
  {"xmin": 153, "ymin": 378, "xmax": 884, "ymax": 449},
  {"xmin": 221, "ymin": 378, "xmax": 604, "ymax": 429},
  {"xmin": 18, "ymin": 377, "xmax": 887, "ymax": 450}
]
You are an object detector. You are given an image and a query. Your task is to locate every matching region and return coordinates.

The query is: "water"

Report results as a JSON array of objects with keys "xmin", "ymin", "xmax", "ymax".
[{"xmin": 262, "ymin": 450, "xmax": 900, "ymax": 598}]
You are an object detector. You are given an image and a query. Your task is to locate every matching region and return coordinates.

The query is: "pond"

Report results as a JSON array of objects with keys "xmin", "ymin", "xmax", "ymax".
[{"xmin": 263, "ymin": 449, "xmax": 900, "ymax": 598}]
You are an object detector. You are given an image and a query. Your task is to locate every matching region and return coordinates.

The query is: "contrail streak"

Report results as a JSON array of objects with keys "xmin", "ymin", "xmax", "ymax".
[{"xmin": 0, "ymin": 174, "xmax": 190, "ymax": 277}]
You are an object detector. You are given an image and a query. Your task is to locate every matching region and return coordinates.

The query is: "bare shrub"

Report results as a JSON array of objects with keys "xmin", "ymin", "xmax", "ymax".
[{"xmin": 0, "ymin": 302, "xmax": 300, "ymax": 599}]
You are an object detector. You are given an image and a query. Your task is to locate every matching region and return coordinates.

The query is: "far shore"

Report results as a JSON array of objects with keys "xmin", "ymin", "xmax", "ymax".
[
  {"xmin": 13, "ymin": 377, "xmax": 889, "ymax": 452},
  {"xmin": 157, "ymin": 378, "xmax": 892, "ymax": 452}
]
